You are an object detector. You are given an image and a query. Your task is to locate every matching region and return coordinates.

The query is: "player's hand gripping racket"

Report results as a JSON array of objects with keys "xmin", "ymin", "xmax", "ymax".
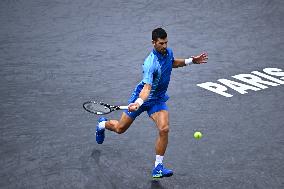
[{"xmin": 83, "ymin": 101, "xmax": 129, "ymax": 115}]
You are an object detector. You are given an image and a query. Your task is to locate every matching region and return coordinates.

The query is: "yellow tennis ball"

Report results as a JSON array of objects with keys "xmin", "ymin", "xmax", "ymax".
[{"xmin": 194, "ymin": 131, "xmax": 202, "ymax": 139}]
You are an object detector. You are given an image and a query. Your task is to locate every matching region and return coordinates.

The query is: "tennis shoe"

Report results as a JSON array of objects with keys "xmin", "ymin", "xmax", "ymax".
[
  {"xmin": 152, "ymin": 163, "xmax": 173, "ymax": 178},
  {"xmin": 96, "ymin": 117, "xmax": 108, "ymax": 144}
]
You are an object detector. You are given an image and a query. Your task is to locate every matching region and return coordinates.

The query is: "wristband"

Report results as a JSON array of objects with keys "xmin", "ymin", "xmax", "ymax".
[
  {"xmin": 185, "ymin": 58, "xmax": 193, "ymax": 66},
  {"xmin": 135, "ymin": 98, "xmax": 144, "ymax": 106}
]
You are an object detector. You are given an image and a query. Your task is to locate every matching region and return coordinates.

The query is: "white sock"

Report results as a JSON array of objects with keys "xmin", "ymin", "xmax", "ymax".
[
  {"xmin": 155, "ymin": 155, "xmax": 164, "ymax": 167},
  {"xmin": 98, "ymin": 121, "xmax": 106, "ymax": 130}
]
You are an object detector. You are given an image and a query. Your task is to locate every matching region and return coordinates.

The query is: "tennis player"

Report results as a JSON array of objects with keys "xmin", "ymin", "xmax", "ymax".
[{"xmin": 96, "ymin": 28, "xmax": 208, "ymax": 178}]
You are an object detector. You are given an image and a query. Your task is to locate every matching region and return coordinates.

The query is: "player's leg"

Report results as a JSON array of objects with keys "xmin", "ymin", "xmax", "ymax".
[
  {"xmin": 96, "ymin": 113, "xmax": 133, "ymax": 144},
  {"xmin": 150, "ymin": 110, "xmax": 169, "ymax": 156},
  {"xmin": 148, "ymin": 103, "xmax": 173, "ymax": 178},
  {"xmin": 96, "ymin": 105, "xmax": 144, "ymax": 144},
  {"xmin": 105, "ymin": 112, "xmax": 134, "ymax": 134}
]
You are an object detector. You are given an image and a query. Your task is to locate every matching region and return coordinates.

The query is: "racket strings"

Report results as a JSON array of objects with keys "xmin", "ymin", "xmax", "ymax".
[{"xmin": 84, "ymin": 102, "xmax": 110, "ymax": 114}]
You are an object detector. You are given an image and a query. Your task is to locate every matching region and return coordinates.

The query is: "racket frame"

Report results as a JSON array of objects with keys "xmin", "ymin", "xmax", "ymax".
[{"xmin": 83, "ymin": 101, "xmax": 128, "ymax": 115}]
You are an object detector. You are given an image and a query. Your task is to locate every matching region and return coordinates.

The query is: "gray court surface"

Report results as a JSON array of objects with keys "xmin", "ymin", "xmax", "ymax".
[{"xmin": 1, "ymin": 0, "xmax": 284, "ymax": 188}]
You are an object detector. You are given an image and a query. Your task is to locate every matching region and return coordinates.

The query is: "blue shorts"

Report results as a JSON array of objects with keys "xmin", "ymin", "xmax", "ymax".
[{"xmin": 124, "ymin": 101, "xmax": 168, "ymax": 120}]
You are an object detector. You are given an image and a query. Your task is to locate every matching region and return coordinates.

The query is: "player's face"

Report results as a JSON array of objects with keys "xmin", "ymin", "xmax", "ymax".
[{"xmin": 153, "ymin": 38, "xmax": 168, "ymax": 55}]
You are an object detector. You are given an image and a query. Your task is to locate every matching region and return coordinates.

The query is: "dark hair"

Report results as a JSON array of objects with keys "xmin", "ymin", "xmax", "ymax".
[{"xmin": 152, "ymin": 28, "xmax": 167, "ymax": 41}]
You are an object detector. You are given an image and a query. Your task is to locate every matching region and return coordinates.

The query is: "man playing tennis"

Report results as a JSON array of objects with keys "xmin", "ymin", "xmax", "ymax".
[{"xmin": 96, "ymin": 28, "xmax": 208, "ymax": 178}]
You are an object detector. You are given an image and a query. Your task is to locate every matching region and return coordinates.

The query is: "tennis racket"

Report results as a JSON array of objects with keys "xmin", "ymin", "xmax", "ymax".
[{"xmin": 83, "ymin": 101, "xmax": 129, "ymax": 115}]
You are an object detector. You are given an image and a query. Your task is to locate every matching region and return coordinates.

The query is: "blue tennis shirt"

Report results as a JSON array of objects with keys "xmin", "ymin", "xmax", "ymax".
[{"xmin": 129, "ymin": 48, "xmax": 174, "ymax": 104}]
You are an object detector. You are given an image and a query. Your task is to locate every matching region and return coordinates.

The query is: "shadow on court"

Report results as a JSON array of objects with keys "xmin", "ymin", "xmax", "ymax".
[{"xmin": 150, "ymin": 180, "xmax": 164, "ymax": 189}]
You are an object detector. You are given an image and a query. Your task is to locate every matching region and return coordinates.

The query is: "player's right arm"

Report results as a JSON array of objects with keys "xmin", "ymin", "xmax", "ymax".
[
  {"xmin": 128, "ymin": 57, "xmax": 155, "ymax": 111},
  {"xmin": 139, "ymin": 83, "xmax": 152, "ymax": 101},
  {"xmin": 128, "ymin": 84, "xmax": 151, "ymax": 111}
]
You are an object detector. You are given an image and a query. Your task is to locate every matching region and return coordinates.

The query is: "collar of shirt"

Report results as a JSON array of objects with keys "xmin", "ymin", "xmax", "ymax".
[{"xmin": 152, "ymin": 49, "xmax": 168, "ymax": 60}]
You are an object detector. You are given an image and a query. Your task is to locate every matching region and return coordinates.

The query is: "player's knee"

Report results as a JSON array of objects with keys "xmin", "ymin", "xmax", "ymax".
[
  {"xmin": 116, "ymin": 126, "xmax": 127, "ymax": 134},
  {"xmin": 158, "ymin": 125, "xmax": 169, "ymax": 135}
]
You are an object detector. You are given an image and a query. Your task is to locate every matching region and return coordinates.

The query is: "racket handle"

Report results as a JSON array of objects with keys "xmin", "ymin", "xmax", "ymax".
[{"xmin": 119, "ymin": 106, "xmax": 129, "ymax": 110}]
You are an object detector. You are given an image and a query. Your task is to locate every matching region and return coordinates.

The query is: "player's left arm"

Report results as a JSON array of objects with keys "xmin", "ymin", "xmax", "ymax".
[{"xmin": 172, "ymin": 52, "xmax": 208, "ymax": 68}]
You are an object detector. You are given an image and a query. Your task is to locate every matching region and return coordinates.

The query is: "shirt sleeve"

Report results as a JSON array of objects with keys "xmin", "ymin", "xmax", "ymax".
[
  {"xmin": 168, "ymin": 48, "xmax": 175, "ymax": 65},
  {"xmin": 142, "ymin": 60, "xmax": 156, "ymax": 85}
]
